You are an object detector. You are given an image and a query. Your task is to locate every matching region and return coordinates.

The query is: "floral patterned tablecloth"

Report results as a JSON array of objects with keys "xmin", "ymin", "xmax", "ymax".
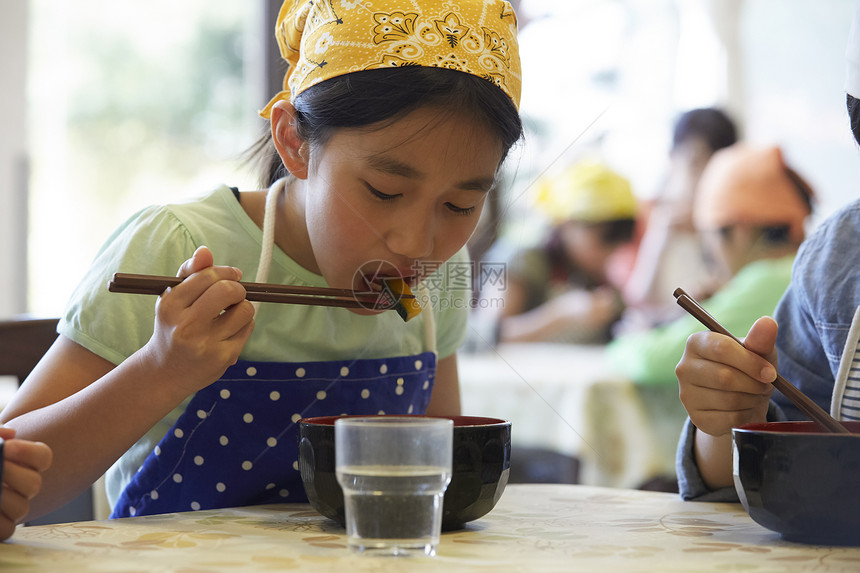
[{"xmin": 4, "ymin": 484, "xmax": 860, "ymax": 572}]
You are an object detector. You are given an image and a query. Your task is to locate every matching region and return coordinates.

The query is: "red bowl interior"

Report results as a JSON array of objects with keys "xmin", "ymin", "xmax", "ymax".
[
  {"xmin": 735, "ymin": 421, "xmax": 860, "ymax": 435},
  {"xmin": 300, "ymin": 414, "xmax": 509, "ymax": 428}
]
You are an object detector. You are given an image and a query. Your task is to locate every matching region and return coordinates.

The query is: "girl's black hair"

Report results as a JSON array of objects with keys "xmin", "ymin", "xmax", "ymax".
[{"xmin": 248, "ymin": 67, "xmax": 523, "ymax": 188}]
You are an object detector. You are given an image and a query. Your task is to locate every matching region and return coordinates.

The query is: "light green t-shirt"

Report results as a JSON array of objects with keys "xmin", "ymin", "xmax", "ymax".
[
  {"xmin": 59, "ymin": 185, "xmax": 470, "ymax": 506},
  {"xmin": 606, "ymin": 254, "xmax": 796, "ymax": 386}
]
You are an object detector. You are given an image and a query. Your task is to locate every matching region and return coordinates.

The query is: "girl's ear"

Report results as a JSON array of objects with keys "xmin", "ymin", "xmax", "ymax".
[{"xmin": 270, "ymin": 100, "xmax": 309, "ymax": 179}]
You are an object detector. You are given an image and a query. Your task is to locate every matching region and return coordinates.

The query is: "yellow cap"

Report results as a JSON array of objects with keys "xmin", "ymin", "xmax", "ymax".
[{"xmin": 533, "ymin": 161, "xmax": 637, "ymax": 223}]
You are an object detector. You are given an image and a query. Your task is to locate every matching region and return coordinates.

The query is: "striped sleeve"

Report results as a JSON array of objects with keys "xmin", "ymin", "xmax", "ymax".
[{"xmin": 833, "ymin": 305, "xmax": 860, "ymax": 421}]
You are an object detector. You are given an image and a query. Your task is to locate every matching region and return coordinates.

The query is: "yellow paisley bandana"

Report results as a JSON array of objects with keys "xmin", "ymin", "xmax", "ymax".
[{"xmin": 260, "ymin": 0, "xmax": 522, "ymax": 118}]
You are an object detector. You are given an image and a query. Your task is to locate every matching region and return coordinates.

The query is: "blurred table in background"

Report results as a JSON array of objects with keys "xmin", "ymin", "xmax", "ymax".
[{"xmin": 458, "ymin": 343, "xmax": 688, "ymax": 489}]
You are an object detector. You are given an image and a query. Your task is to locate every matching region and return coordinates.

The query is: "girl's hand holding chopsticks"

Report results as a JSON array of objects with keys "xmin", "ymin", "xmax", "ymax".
[
  {"xmin": 111, "ymin": 243, "xmax": 424, "ymax": 396},
  {"xmin": 675, "ymin": 315, "xmax": 779, "ymax": 490},
  {"xmin": 143, "ymin": 247, "xmax": 256, "ymax": 396},
  {"xmin": 675, "ymin": 288, "xmax": 849, "ymax": 492},
  {"xmin": 111, "ymin": 251, "xmax": 416, "ymax": 312},
  {"xmin": 676, "ymin": 315, "xmax": 778, "ymax": 438},
  {"xmin": 675, "ymin": 287, "xmax": 848, "ymax": 434}
]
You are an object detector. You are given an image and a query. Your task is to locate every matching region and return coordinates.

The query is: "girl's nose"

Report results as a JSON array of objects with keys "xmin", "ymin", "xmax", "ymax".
[{"xmin": 385, "ymin": 213, "xmax": 434, "ymax": 260}]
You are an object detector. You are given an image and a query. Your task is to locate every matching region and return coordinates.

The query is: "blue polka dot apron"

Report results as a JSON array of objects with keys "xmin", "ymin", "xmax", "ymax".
[{"xmin": 111, "ymin": 351, "xmax": 436, "ymax": 517}]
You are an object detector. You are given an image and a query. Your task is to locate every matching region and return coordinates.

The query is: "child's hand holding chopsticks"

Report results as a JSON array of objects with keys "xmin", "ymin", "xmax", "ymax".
[
  {"xmin": 676, "ymin": 315, "xmax": 778, "ymax": 438},
  {"xmin": 144, "ymin": 246, "xmax": 256, "ymax": 396}
]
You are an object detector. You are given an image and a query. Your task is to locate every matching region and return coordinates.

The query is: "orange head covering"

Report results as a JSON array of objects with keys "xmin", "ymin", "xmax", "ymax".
[
  {"xmin": 694, "ymin": 144, "xmax": 813, "ymax": 242},
  {"xmin": 260, "ymin": 0, "xmax": 522, "ymax": 118}
]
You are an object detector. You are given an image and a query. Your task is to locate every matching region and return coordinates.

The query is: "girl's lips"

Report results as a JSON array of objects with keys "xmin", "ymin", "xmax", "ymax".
[
  {"xmin": 387, "ymin": 274, "xmax": 418, "ymax": 288},
  {"xmin": 357, "ymin": 265, "xmax": 417, "ymax": 287},
  {"xmin": 353, "ymin": 259, "xmax": 423, "ymax": 293}
]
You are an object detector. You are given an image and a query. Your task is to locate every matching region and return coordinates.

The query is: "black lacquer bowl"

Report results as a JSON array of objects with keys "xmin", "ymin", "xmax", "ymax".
[
  {"xmin": 298, "ymin": 415, "xmax": 511, "ymax": 530},
  {"xmin": 732, "ymin": 421, "xmax": 860, "ymax": 545}
]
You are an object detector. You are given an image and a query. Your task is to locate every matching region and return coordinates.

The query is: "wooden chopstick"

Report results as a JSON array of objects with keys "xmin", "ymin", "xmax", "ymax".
[
  {"xmin": 673, "ymin": 287, "xmax": 851, "ymax": 434},
  {"xmin": 108, "ymin": 273, "xmax": 407, "ymax": 310}
]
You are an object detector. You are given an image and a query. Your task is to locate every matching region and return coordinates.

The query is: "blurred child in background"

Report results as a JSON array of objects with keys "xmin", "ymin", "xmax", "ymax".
[
  {"xmin": 617, "ymin": 108, "xmax": 738, "ymax": 331},
  {"xmin": 479, "ymin": 161, "xmax": 637, "ymax": 344},
  {"xmin": 607, "ymin": 144, "xmax": 814, "ymax": 386}
]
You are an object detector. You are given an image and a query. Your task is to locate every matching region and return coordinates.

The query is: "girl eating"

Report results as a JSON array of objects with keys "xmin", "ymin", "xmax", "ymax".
[{"xmin": 0, "ymin": 0, "xmax": 523, "ymax": 521}]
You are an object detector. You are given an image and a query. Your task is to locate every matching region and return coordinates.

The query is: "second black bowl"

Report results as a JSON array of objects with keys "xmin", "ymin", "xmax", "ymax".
[{"xmin": 733, "ymin": 421, "xmax": 860, "ymax": 545}]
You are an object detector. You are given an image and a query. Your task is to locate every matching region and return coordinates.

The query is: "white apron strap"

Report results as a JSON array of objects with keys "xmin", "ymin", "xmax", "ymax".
[{"xmin": 254, "ymin": 178, "xmax": 287, "ymax": 285}]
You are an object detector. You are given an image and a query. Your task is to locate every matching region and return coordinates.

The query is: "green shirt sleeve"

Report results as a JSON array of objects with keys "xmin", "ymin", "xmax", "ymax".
[
  {"xmin": 59, "ymin": 204, "xmax": 198, "ymax": 365},
  {"xmin": 432, "ymin": 246, "xmax": 471, "ymax": 359}
]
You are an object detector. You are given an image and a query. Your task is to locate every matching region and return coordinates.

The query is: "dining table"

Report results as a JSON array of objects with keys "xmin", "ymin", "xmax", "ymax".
[{"xmin": 5, "ymin": 483, "xmax": 860, "ymax": 572}]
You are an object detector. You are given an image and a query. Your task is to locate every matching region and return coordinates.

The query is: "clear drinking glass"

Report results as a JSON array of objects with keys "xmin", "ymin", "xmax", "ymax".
[{"xmin": 335, "ymin": 416, "xmax": 453, "ymax": 557}]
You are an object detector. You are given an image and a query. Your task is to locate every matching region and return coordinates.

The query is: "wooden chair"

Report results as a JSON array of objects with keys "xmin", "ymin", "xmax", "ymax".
[
  {"xmin": 0, "ymin": 316, "xmax": 97, "ymax": 524},
  {"xmin": 0, "ymin": 317, "xmax": 60, "ymax": 384}
]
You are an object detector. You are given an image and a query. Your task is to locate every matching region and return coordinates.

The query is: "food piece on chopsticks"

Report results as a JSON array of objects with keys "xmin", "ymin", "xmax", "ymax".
[{"xmin": 381, "ymin": 278, "xmax": 422, "ymax": 322}]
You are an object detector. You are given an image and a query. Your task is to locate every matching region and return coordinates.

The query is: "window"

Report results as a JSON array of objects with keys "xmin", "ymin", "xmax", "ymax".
[{"xmin": 26, "ymin": 0, "xmax": 264, "ymax": 315}]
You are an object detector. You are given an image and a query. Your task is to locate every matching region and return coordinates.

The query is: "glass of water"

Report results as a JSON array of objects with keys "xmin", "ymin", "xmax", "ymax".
[{"xmin": 335, "ymin": 416, "xmax": 453, "ymax": 557}]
